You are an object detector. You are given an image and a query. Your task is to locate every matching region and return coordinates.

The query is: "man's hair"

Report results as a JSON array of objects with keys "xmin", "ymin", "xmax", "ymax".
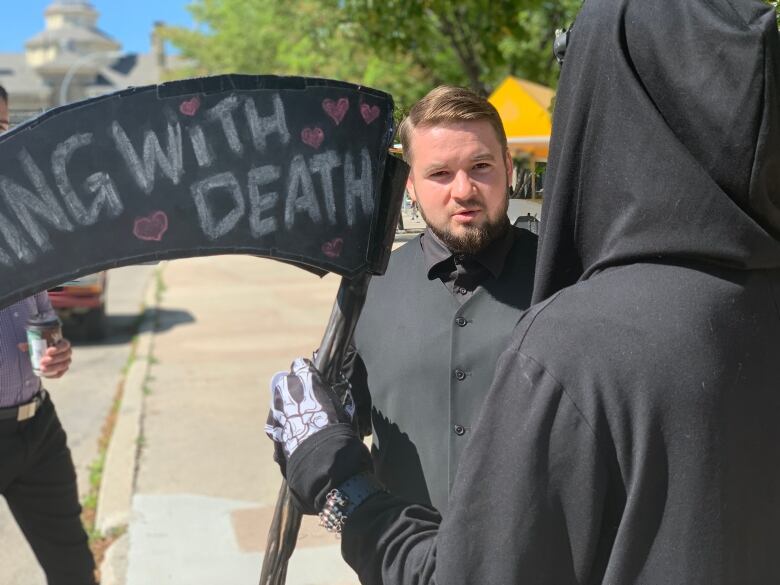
[
  {"xmin": 0, "ymin": 85, "xmax": 7, "ymax": 104},
  {"xmin": 397, "ymin": 85, "xmax": 508, "ymax": 162}
]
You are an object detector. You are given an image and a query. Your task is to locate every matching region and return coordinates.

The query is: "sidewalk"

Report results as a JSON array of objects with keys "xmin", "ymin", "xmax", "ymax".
[{"xmin": 98, "ymin": 213, "xmax": 426, "ymax": 585}]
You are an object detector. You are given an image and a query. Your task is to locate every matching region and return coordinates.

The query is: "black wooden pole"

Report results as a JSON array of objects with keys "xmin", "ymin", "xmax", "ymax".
[{"xmin": 259, "ymin": 273, "xmax": 372, "ymax": 585}]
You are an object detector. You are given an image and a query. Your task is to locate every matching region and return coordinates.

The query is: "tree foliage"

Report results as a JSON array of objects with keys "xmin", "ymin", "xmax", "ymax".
[
  {"xmin": 162, "ymin": 0, "xmax": 581, "ymax": 113},
  {"xmin": 340, "ymin": 0, "xmax": 547, "ymax": 96},
  {"xmin": 162, "ymin": 0, "xmax": 353, "ymax": 80},
  {"xmin": 161, "ymin": 0, "xmax": 425, "ymax": 110},
  {"xmin": 162, "ymin": 0, "xmax": 779, "ymax": 113},
  {"xmin": 499, "ymin": 0, "xmax": 581, "ymax": 89},
  {"xmin": 342, "ymin": 0, "xmax": 581, "ymax": 95}
]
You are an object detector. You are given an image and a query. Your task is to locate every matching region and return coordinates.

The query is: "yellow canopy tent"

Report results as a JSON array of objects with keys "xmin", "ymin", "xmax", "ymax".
[{"xmin": 489, "ymin": 76, "xmax": 554, "ymax": 162}]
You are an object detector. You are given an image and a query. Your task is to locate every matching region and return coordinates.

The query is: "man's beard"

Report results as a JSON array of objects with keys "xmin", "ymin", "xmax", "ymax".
[{"xmin": 418, "ymin": 198, "xmax": 510, "ymax": 255}]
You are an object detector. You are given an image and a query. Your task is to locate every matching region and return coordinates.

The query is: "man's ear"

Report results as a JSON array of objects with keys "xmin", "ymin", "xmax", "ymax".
[
  {"xmin": 406, "ymin": 176, "xmax": 417, "ymax": 202},
  {"xmin": 504, "ymin": 149, "xmax": 514, "ymax": 190}
]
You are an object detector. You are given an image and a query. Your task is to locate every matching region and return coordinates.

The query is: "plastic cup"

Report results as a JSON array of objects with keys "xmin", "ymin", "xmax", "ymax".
[{"xmin": 26, "ymin": 314, "xmax": 63, "ymax": 376}]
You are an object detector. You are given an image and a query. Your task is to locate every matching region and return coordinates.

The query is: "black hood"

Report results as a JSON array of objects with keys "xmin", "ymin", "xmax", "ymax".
[{"xmin": 533, "ymin": 0, "xmax": 780, "ymax": 303}]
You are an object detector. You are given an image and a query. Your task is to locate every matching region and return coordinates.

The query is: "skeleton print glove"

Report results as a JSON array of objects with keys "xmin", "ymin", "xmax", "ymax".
[{"xmin": 266, "ymin": 357, "xmax": 355, "ymax": 459}]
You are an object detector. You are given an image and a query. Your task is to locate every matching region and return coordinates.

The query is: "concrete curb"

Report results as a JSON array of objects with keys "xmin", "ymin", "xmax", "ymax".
[
  {"xmin": 96, "ymin": 265, "xmax": 162, "ymax": 583},
  {"xmin": 99, "ymin": 534, "xmax": 129, "ymax": 585}
]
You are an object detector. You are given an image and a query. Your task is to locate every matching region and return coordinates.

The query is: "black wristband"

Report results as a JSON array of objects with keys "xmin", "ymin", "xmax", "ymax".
[{"xmin": 319, "ymin": 472, "xmax": 385, "ymax": 534}]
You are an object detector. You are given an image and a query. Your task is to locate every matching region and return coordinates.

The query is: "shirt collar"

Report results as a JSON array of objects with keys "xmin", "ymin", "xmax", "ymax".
[{"xmin": 420, "ymin": 225, "xmax": 514, "ymax": 280}]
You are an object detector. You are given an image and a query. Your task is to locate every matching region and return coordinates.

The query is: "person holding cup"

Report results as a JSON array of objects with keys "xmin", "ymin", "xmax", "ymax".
[{"xmin": 0, "ymin": 85, "xmax": 96, "ymax": 585}]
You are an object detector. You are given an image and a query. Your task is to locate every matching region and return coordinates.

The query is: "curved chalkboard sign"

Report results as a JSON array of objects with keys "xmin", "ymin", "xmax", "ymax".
[{"xmin": 0, "ymin": 75, "xmax": 408, "ymax": 309}]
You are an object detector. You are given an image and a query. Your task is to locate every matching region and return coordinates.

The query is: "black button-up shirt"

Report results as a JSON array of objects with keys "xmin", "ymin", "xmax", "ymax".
[{"xmin": 421, "ymin": 227, "xmax": 515, "ymax": 304}]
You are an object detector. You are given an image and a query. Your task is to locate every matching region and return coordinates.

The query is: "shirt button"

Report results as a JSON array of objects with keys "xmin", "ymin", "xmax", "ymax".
[
  {"xmin": 13, "ymin": 312, "xmax": 18, "ymax": 318},
  {"xmin": 454, "ymin": 369, "xmax": 466, "ymax": 381},
  {"xmin": 455, "ymin": 317, "xmax": 467, "ymax": 327},
  {"xmin": 458, "ymin": 287, "xmax": 467, "ymax": 295},
  {"xmin": 454, "ymin": 424, "xmax": 466, "ymax": 436}
]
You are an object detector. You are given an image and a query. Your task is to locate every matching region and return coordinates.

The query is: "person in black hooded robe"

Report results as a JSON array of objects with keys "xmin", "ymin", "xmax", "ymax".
[{"xmin": 266, "ymin": 0, "xmax": 780, "ymax": 583}]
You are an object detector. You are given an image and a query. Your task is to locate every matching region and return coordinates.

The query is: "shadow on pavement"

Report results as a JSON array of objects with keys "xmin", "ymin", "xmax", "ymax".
[{"xmin": 67, "ymin": 308, "xmax": 195, "ymax": 347}]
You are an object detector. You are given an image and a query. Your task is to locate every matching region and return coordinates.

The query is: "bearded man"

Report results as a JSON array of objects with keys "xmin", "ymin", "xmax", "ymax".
[
  {"xmin": 345, "ymin": 85, "xmax": 538, "ymax": 515},
  {"xmin": 269, "ymin": 1, "xmax": 780, "ymax": 583}
]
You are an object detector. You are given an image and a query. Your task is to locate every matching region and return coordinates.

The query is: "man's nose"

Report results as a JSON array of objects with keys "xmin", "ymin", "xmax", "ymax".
[{"xmin": 451, "ymin": 170, "xmax": 475, "ymax": 201}]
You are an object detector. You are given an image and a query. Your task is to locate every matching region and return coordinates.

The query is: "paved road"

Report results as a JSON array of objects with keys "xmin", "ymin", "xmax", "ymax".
[
  {"xmin": 120, "ymin": 255, "xmax": 363, "ymax": 585},
  {"xmin": 0, "ymin": 264, "xmax": 155, "ymax": 585}
]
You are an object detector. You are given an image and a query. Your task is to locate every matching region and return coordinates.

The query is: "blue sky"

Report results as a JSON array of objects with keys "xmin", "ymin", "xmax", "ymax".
[{"xmin": 2, "ymin": 1, "xmax": 195, "ymax": 54}]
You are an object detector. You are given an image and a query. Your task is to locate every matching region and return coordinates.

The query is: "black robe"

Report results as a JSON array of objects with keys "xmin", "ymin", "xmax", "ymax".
[{"xmin": 339, "ymin": 1, "xmax": 780, "ymax": 583}]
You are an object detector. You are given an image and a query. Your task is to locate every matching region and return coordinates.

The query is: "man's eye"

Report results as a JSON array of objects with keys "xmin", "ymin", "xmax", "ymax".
[
  {"xmin": 428, "ymin": 170, "xmax": 449, "ymax": 178},
  {"xmin": 473, "ymin": 163, "xmax": 492, "ymax": 170}
]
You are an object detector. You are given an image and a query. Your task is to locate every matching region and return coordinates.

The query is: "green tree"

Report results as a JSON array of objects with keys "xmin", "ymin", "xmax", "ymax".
[
  {"xmin": 163, "ymin": 0, "xmax": 585, "ymax": 113},
  {"xmin": 162, "ymin": 0, "xmax": 352, "ymax": 79},
  {"xmin": 161, "ymin": 0, "xmax": 426, "ymax": 111},
  {"xmin": 342, "ymin": 0, "xmax": 586, "ymax": 98},
  {"xmin": 341, "ymin": 0, "xmax": 542, "ymax": 96},
  {"xmin": 500, "ymin": 0, "xmax": 581, "ymax": 89}
]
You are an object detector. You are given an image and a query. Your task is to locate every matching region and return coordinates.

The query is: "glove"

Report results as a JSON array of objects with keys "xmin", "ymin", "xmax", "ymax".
[
  {"xmin": 265, "ymin": 357, "xmax": 354, "ymax": 458},
  {"xmin": 265, "ymin": 357, "xmax": 372, "ymax": 514}
]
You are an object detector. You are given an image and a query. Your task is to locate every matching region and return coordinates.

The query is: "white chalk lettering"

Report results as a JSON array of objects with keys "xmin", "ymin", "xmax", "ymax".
[
  {"xmin": 0, "ymin": 245, "xmax": 12, "ymax": 267},
  {"xmin": 344, "ymin": 148, "xmax": 374, "ymax": 227},
  {"xmin": 285, "ymin": 154, "xmax": 322, "ymax": 230},
  {"xmin": 309, "ymin": 150, "xmax": 341, "ymax": 225},
  {"xmin": 111, "ymin": 120, "xmax": 184, "ymax": 195},
  {"xmin": 247, "ymin": 165, "xmax": 281, "ymax": 239},
  {"xmin": 244, "ymin": 94, "xmax": 291, "ymax": 154},
  {"xmin": 0, "ymin": 150, "xmax": 74, "ymax": 252},
  {"xmin": 0, "ymin": 210, "xmax": 33, "ymax": 265},
  {"xmin": 187, "ymin": 124, "xmax": 214, "ymax": 168},
  {"xmin": 191, "ymin": 172, "xmax": 245, "ymax": 240},
  {"xmin": 19, "ymin": 149, "xmax": 75, "ymax": 234},
  {"xmin": 52, "ymin": 134, "xmax": 90, "ymax": 223},
  {"xmin": 206, "ymin": 96, "xmax": 244, "ymax": 156},
  {"xmin": 0, "ymin": 177, "xmax": 58, "ymax": 252},
  {"xmin": 83, "ymin": 172, "xmax": 123, "ymax": 222},
  {"xmin": 52, "ymin": 133, "xmax": 123, "ymax": 225}
]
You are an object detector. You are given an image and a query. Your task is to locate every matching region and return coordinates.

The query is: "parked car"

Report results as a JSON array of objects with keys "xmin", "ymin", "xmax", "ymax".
[{"xmin": 48, "ymin": 271, "xmax": 108, "ymax": 340}]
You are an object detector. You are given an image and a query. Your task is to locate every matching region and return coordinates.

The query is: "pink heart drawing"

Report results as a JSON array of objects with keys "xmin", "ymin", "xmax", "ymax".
[
  {"xmin": 321, "ymin": 237, "xmax": 344, "ymax": 259},
  {"xmin": 133, "ymin": 211, "xmax": 169, "ymax": 242},
  {"xmin": 179, "ymin": 96, "xmax": 201, "ymax": 117},
  {"xmin": 360, "ymin": 103, "xmax": 380, "ymax": 124},
  {"xmin": 322, "ymin": 98, "xmax": 349, "ymax": 125},
  {"xmin": 301, "ymin": 127, "xmax": 324, "ymax": 149}
]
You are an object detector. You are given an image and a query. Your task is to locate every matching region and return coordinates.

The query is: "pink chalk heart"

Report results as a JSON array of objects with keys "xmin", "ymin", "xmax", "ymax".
[
  {"xmin": 322, "ymin": 98, "xmax": 349, "ymax": 125},
  {"xmin": 360, "ymin": 103, "xmax": 380, "ymax": 124},
  {"xmin": 301, "ymin": 127, "xmax": 324, "ymax": 149},
  {"xmin": 321, "ymin": 238, "xmax": 343, "ymax": 259},
  {"xmin": 133, "ymin": 211, "xmax": 169, "ymax": 242},
  {"xmin": 179, "ymin": 96, "xmax": 201, "ymax": 116}
]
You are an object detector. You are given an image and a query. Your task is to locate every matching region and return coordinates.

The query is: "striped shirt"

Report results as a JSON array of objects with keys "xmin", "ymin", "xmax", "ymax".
[{"xmin": 0, "ymin": 292, "xmax": 54, "ymax": 407}]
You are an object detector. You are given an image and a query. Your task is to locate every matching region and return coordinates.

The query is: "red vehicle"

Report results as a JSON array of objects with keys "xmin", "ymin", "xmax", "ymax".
[{"xmin": 48, "ymin": 271, "xmax": 108, "ymax": 340}]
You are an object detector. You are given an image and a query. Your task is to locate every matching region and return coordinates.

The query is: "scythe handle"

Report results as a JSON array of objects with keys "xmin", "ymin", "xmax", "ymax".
[{"xmin": 259, "ymin": 273, "xmax": 372, "ymax": 585}]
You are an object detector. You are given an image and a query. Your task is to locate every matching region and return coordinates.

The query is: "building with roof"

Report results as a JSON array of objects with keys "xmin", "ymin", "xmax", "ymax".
[{"xmin": 0, "ymin": 0, "xmax": 173, "ymax": 124}]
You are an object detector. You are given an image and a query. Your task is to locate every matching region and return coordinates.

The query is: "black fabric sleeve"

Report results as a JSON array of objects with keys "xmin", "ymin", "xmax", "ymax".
[
  {"xmin": 340, "ymin": 350, "xmax": 610, "ymax": 585},
  {"xmin": 286, "ymin": 423, "xmax": 374, "ymax": 515}
]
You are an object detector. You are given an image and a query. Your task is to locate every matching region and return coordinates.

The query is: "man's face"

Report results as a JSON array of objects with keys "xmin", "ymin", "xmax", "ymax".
[
  {"xmin": 406, "ymin": 120, "xmax": 512, "ymax": 254},
  {"xmin": 0, "ymin": 99, "xmax": 9, "ymax": 133}
]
